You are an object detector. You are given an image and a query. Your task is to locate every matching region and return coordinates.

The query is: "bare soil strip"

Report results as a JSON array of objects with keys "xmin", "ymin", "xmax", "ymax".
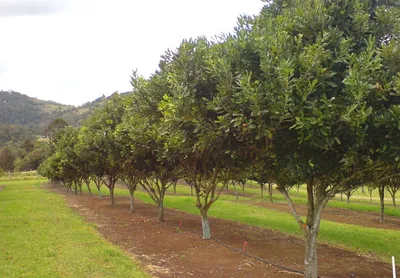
[{"xmin": 48, "ymin": 186, "xmax": 397, "ymax": 278}]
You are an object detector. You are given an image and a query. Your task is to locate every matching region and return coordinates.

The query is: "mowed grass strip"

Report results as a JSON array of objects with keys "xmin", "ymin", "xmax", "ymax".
[{"xmin": 0, "ymin": 180, "xmax": 148, "ymax": 278}]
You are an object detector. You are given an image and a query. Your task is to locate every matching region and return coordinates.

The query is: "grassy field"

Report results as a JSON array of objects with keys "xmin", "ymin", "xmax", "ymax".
[
  {"xmin": 0, "ymin": 180, "xmax": 148, "ymax": 278},
  {"xmin": 0, "ymin": 171, "xmax": 45, "ymax": 181},
  {"xmin": 84, "ymin": 183, "xmax": 400, "ymax": 262}
]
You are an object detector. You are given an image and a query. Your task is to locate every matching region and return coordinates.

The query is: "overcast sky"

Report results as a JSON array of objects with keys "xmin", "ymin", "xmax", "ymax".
[{"xmin": 0, "ymin": 0, "xmax": 264, "ymax": 106}]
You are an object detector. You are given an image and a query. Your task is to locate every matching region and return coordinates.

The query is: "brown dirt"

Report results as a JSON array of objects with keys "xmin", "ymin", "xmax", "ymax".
[{"xmin": 48, "ymin": 185, "xmax": 397, "ymax": 278}]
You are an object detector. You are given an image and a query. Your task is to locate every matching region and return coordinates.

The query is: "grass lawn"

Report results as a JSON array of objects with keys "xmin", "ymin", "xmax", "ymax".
[{"xmin": 0, "ymin": 180, "xmax": 148, "ymax": 278}]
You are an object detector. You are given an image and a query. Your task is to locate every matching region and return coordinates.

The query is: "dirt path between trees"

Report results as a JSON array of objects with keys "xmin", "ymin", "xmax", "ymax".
[{"xmin": 47, "ymin": 186, "xmax": 397, "ymax": 278}]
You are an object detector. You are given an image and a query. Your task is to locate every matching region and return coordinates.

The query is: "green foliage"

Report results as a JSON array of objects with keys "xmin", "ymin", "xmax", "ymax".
[
  {"xmin": 0, "ymin": 147, "xmax": 15, "ymax": 172},
  {"xmin": 45, "ymin": 118, "xmax": 69, "ymax": 141}
]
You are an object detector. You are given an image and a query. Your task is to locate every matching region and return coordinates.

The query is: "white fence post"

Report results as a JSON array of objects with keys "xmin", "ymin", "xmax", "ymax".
[{"xmin": 393, "ymin": 256, "xmax": 397, "ymax": 278}]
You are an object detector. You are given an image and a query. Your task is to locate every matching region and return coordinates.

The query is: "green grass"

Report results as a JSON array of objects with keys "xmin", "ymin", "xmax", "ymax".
[
  {"xmin": 0, "ymin": 171, "xmax": 46, "ymax": 181},
  {"xmin": 0, "ymin": 180, "xmax": 148, "ymax": 278}
]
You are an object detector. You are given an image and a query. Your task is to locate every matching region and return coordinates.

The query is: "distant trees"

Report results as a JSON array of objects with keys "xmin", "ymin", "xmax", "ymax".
[
  {"xmin": 0, "ymin": 148, "xmax": 14, "ymax": 172},
  {"xmin": 45, "ymin": 118, "xmax": 69, "ymax": 142}
]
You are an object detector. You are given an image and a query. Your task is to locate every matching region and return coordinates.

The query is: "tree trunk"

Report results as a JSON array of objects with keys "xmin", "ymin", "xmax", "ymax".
[
  {"xmin": 361, "ymin": 185, "xmax": 365, "ymax": 194},
  {"xmin": 261, "ymin": 184, "xmax": 264, "ymax": 200},
  {"xmin": 304, "ymin": 228, "xmax": 318, "ymax": 278},
  {"xmin": 340, "ymin": 192, "xmax": 343, "ymax": 202},
  {"xmin": 268, "ymin": 183, "xmax": 273, "ymax": 203},
  {"xmin": 190, "ymin": 184, "xmax": 193, "ymax": 196},
  {"xmin": 378, "ymin": 185, "xmax": 384, "ymax": 224},
  {"xmin": 97, "ymin": 187, "xmax": 103, "ymax": 199},
  {"xmin": 346, "ymin": 194, "xmax": 350, "ymax": 204},
  {"xmin": 241, "ymin": 182, "xmax": 245, "ymax": 196},
  {"xmin": 129, "ymin": 189, "xmax": 135, "ymax": 213},
  {"xmin": 157, "ymin": 202, "xmax": 164, "ymax": 222},
  {"xmin": 392, "ymin": 194, "xmax": 396, "ymax": 208},
  {"xmin": 86, "ymin": 183, "xmax": 92, "ymax": 195},
  {"xmin": 201, "ymin": 212, "xmax": 211, "ymax": 239},
  {"xmin": 109, "ymin": 187, "xmax": 116, "ymax": 207},
  {"xmin": 173, "ymin": 183, "xmax": 177, "ymax": 194},
  {"xmin": 232, "ymin": 182, "xmax": 238, "ymax": 200}
]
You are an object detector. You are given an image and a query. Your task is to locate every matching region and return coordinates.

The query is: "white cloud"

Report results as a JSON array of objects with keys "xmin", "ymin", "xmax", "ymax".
[
  {"xmin": 0, "ymin": 0, "xmax": 264, "ymax": 105},
  {"xmin": 0, "ymin": 0, "xmax": 67, "ymax": 16}
]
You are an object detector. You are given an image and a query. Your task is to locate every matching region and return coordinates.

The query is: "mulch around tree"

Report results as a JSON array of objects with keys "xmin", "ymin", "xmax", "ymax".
[{"xmin": 49, "ymin": 186, "xmax": 396, "ymax": 278}]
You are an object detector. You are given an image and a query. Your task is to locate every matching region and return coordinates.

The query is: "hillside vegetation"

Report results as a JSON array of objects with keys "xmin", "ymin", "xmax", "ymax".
[{"xmin": 0, "ymin": 90, "xmax": 125, "ymax": 146}]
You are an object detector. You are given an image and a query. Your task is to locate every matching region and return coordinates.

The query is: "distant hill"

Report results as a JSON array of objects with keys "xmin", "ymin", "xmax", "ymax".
[{"xmin": 0, "ymin": 90, "xmax": 128, "ymax": 146}]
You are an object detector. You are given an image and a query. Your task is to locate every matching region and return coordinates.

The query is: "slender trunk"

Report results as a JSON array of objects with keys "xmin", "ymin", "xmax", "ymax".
[
  {"xmin": 361, "ymin": 185, "xmax": 365, "ymax": 194},
  {"xmin": 279, "ymin": 180, "xmax": 327, "ymax": 278},
  {"xmin": 157, "ymin": 189, "xmax": 166, "ymax": 222},
  {"xmin": 201, "ymin": 211, "xmax": 211, "ymax": 239},
  {"xmin": 86, "ymin": 183, "xmax": 92, "ymax": 195},
  {"xmin": 241, "ymin": 182, "xmax": 245, "ymax": 196},
  {"xmin": 157, "ymin": 202, "xmax": 164, "ymax": 222},
  {"xmin": 232, "ymin": 182, "xmax": 238, "ymax": 200},
  {"xmin": 109, "ymin": 187, "xmax": 115, "ymax": 207},
  {"xmin": 268, "ymin": 183, "xmax": 273, "ymax": 203},
  {"xmin": 261, "ymin": 184, "xmax": 264, "ymax": 199},
  {"xmin": 340, "ymin": 192, "xmax": 343, "ymax": 202},
  {"xmin": 74, "ymin": 184, "xmax": 78, "ymax": 195},
  {"xmin": 297, "ymin": 185, "xmax": 300, "ymax": 196},
  {"xmin": 173, "ymin": 182, "xmax": 177, "ymax": 194},
  {"xmin": 78, "ymin": 184, "xmax": 82, "ymax": 195},
  {"xmin": 392, "ymin": 194, "xmax": 396, "ymax": 208},
  {"xmin": 129, "ymin": 189, "xmax": 135, "ymax": 213},
  {"xmin": 346, "ymin": 194, "xmax": 350, "ymax": 204},
  {"xmin": 97, "ymin": 187, "xmax": 103, "ymax": 199},
  {"xmin": 379, "ymin": 185, "xmax": 384, "ymax": 224},
  {"xmin": 190, "ymin": 184, "xmax": 193, "ymax": 196},
  {"xmin": 304, "ymin": 228, "xmax": 318, "ymax": 278}
]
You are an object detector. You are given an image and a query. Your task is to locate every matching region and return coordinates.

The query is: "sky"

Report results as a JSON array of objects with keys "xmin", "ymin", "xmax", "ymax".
[{"xmin": 0, "ymin": 0, "xmax": 264, "ymax": 106}]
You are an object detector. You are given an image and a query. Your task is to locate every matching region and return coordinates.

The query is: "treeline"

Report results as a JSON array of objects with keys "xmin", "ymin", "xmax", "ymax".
[
  {"xmin": 0, "ymin": 118, "xmax": 69, "ymax": 173},
  {"xmin": 0, "ymin": 91, "xmax": 131, "ymax": 147},
  {"xmin": 0, "ymin": 123, "xmax": 36, "ymax": 146},
  {"xmin": 38, "ymin": 1, "xmax": 400, "ymax": 278}
]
